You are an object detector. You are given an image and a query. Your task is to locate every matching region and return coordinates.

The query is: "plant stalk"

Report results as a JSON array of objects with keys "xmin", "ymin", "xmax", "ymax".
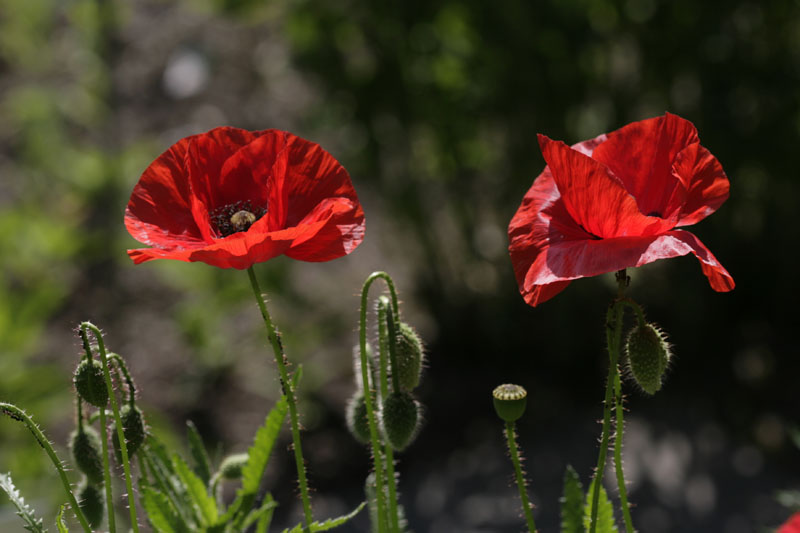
[{"xmin": 505, "ymin": 421, "xmax": 537, "ymax": 532}]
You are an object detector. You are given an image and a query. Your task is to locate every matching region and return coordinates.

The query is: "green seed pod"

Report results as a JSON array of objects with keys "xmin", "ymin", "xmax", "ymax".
[
  {"xmin": 346, "ymin": 391, "xmax": 371, "ymax": 444},
  {"xmin": 492, "ymin": 384, "xmax": 527, "ymax": 422},
  {"xmin": 393, "ymin": 322, "xmax": 425, "ymax": 391},
  {"xmin": 218, "ymin": 453, "xmax": 249, "ymax": 480},
  {"xmin": 77, "ymin": 478, "xmax": 104, "ymax": 529},
  {"xmin": 112, "ymin": 404, "xmax": 146, "ymax": 462},
  {"xmin": 73, "ymin": 359, "xmax": 108, "ymax": 408},
  {"xmin": 70, "ymin": 426, "xmax": 104, "ymax": 485},
  {"xmin": 624, "ymin": 322, "xmax": 672, "ymax": 395},
  {"xmin": 380, "ymin": 391, "xmax": 421, "ymax": 450}
]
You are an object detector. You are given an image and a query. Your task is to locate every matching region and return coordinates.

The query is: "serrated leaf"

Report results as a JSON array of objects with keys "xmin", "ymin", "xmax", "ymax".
[
  {"xmin": 282, "ymin": 501, "xmax": 367, "ymax": 533},
  {"xmin": 186, "ymin": 421, "xmax": 212, "ymax": 486},
  {"xmin": 141, "ymin": 442, "xmax": 195, "ymax": 528},
  {"xmin": 561, "ymin": 465, "xmax": 585, "ymax": 533},
  {"xmin": 141, "ymin": 485, "xmax": 189, "ymax": 533},
  {"xmin": 584, "ymin": 479, "xmax": 618, "ymax": 533},
  {"xmin": 222, "ymin": 395, "xmax": 289, "ymax": 529},
  {"xmin": 56, "ymin": 505, "xmax": 68, "ymax": 533},
  {"xmin": 0, "ymin": 472, "xmax": 46, "ymax": 533},
  {"xmin": 173, "ymin": 453, "xmax": 219, "ymax": 526},
  {"xmin": 238, "ymin": 494, "xmax": 277, "ymax": 532}
]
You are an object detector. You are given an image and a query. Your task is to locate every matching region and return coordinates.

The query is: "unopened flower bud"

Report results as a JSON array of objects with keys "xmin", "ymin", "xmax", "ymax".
[
  {"xmin": 77, "ymin": 478, "xmax": 104, "ymax": 529},
  {"xmin": 218, "ymin": 453, "xmax": 249, "ymax": 480},
  {"xmin": 492, "ymin": 384, "xmax": 527, "ymax": 422},
  {"xmin": 345, "ymin": 391, "xmax": 371, "ymax": 444},
  {"xmin": 70, "ymin": 426, "xmax": 104, "ymax": 485},
  {"xmin": 380, "ymin": 391, "xmax": 421, "ymax": 450},
  {"xmin": 624, "ymin": 322, "xmax": 672, "ymax": 395},
  {"xmin": 112, "ymin": 404, "xmax": 146, "ymax": 462},
  {"xmin": 74, "ymin": 359, "xmax": 108, "ymax": 408},
  {"xmin": 394, "ymin": 322, "xmax": 425, "ymax": 391}
]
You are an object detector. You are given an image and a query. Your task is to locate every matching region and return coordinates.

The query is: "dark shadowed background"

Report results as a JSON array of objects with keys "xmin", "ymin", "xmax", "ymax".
[{"xmin": 1, "ymin": 0, "xmax": 798, "ymax": 531}]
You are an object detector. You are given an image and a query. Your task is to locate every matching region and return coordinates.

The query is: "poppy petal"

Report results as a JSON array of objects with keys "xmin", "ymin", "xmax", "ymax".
[
  {"xmin": 591, "ymin": 113, "xmax": 699, "ymax": 217},
  {"xmin": 285, "ymin": 197, "xmax": 365, "ymax": 261},
  {"xmin": 538, "ymin": 135, "xmax": 673, "ymax": 239},
  {"xmin": 672, "ymin": 142, "xmax": 730, "ymax": 226}
]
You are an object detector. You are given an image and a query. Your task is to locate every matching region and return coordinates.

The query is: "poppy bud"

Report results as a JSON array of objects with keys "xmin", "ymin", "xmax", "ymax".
[
  {"xmin": 393, "ymin": 322, "xmax": 424, "ymax": 391},
  {"xmin": 218, "ymin": 453, "xmax": 249, "ymax": 480},
  {"xmin": 492, "ymin": 384, "xmax": 527, "ymax": 422},
  {"xmin": 380, "ymin": 391, "xmax": 421, "ymax": 450},
  {"xmin": 76, "ymin": 478, "xmax": 104, "ymax": 529},
  {"xmin": 624, "ymin": 322, "xmax": 672, "ymax": 395},
  {"xmin": 70, "ymin": 426, "xmax": 104, "ymax": 485},
  {"xmin": 112, "ymin": 404, "xmax": 146, "ymax": 462},
  {"xmin": 345, "ymin": 391, "xmax": 371, "ymax": 444},
  {"xmin": 73, "ymin": 359, "xmax": 108, "ymax": 408}
]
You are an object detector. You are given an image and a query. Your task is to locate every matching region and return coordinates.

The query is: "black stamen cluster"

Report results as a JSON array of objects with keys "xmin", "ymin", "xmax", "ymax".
[{"xmin": 209, "ymin": 200, "xmax": 267, "ymax": 237}]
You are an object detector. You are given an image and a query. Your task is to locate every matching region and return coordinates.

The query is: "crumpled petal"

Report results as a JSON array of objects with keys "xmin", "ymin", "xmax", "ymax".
[{"xmin": 672, "ymin": 142, "xmax": 730, "ymax": 226}]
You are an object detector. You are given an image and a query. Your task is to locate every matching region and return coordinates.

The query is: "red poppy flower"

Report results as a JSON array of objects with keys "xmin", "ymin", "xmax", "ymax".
[
  {"xmin": 125, "ymin": 127, "xmax": 364, "ymax": 269},
  {"xmin": 779, "ymin": 513, "xmax": 800, "ymax": 533},
  {"xmin": 508, "ymin": 113, "xmax": 734, "ymax": 306}
]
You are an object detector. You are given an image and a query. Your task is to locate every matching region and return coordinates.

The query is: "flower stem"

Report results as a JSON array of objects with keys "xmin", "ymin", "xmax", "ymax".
[
  {"xmin": 613, "ymin": 362, "xmax": 634, "ymax": 533},
  {"xmin": 0, "ymin": 402, "xmax": 92, "ymax": 532},
  {"xmin": 97, "ymin": 405, "xmax": 117, "ymax": 533},
  {"xmin": 589, "ymin": 270, "xmax": 629, "ymax": 533},
  {"xmin": 246, "ymin": 267, "xmax": 313, "ymax": 532},
  {"xmin": 378, "ymin": 297, "xmax": 401, "ymax": 532},
  {"xmin": 82, "ymin": 322, "xmax": 139, "ymax": 533},
  {"xmin": 505, "ymin": 421, "xmax": 537, "ymax": 532},
  {"xmin": 358, "ymin": 272, "xmax": 401, "ymax": 533}
]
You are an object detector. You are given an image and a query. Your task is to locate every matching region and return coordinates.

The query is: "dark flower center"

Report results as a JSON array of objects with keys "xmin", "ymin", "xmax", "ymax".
[
  {"xmin": 209, "ymin": 200, "xmax": 267, "ymax": 237},
  {"xmin": 647, "ymin": 211, "xmax": 663, "ymax": 218}
]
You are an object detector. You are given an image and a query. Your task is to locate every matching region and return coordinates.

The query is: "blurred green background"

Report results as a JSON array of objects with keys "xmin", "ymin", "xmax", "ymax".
[{"xmin": 1, "ymin": 0, "xmax": 798, "ymax": 531}]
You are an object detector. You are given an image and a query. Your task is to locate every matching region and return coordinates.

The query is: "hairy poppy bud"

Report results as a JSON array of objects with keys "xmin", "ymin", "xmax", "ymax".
[
  {"xmin": 112, "ymin": 404, "xmax": 146, "ymax": 462},
  {"xmin": 394, "ymin": 322, "xmax": 424, "ymax": 391},
  {"xmin": 218, "ymin": 453, "xmax": 249, "ymax": 480},
  {"xmin": 70, "ymin": 426, "xmax": 104, "ymax": 485},
  {"xmin": 346, "ymin": 391, "xmax": 371, "ymax": 444},
  {"xmin": 492, "ymin": 384, "xmax": 527, "ymax": 422},
  {"xmin": 624, "ymin": 322, "xmax": 672, "ymax": 395},
  {"xmin": 380, "ymin": 391, "xmax": 421, "ymax": 450},
  {"xmin": 74, "ymin": 359, "xmax": 108, "ymax": 408},
  {"xmin": 77, "ymin": 478, "xmax": 104, "ymax": 529}
]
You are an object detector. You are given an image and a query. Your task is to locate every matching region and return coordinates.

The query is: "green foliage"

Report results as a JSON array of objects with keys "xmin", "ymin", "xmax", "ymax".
[
  {"xmin": 0, "ymin": 472, "xmax": 45, "ymax": 533},
  {"xmin": 186, "ymin": 421, "xmax": 212, "ymax": 486},
  {"xmin": 172, "ymin": 454, "xmax": 218, "ymax": 526},
  {"xmin": 56, "ymin": 504, "xmax": 69, "ymax": 533},
  {"xmin": 584, "ymin": 479, "xmax": 619, "ymax": 533},
  {"xmin": 561, "ymin": 465, "xmax": 585, "ymax": 533},
  {"xmin": 141, "ymin": 485, "xmax": 188, "ymax": 533},
  {"xmin": 282, "ymin": 501, "xmax": 367, "ymax": 533}
]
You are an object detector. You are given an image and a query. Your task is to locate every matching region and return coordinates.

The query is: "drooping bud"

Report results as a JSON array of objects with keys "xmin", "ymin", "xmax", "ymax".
[
  {"xmin": 218, "ymin": 453, "xmax": 249, "ymax": 480},
  {"xmin": 492, "ymin": 384, "xmax": 527, "ymax": 422},
  {"xmin": 624, "ymin": 322, "xmax": 672, "ymax": 395},
  {"xmin": 112, "ymin": 404, "xmax": 146, "ymax": 462},
  {"xmin": 73, "ymin": 359, "xmax": 108, "ymax": 408},
  {"xmin": 393, "ymin": 322, "xmax": 425, "ymax": 391},
  {"xmin": 380, "ymin": 391, "xmax": 421, "ymax": 450},
  {"xmin": 76, "ymin": 478, "xmax": 104, "ymax": 529},
  {"xmin": 346, "ymin": 391, "xmax": 371, "ymax": 444},
  {"xmin": 70, "ymin": 426, "xmax": 104, "ymax": 485}
]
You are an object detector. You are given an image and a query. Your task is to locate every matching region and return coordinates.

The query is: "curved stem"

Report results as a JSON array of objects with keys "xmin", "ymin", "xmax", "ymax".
[
  {"xmin": 0, "ymin": 403, "xmax": 92, "ymax": 532},
  {"xmin": 357, "ymin": 271, "xmax": 401, "ymax": 533},
  {"xmin": 108, "ymin": 353, "xmax": 137, "ymax": 406},
  {"xmin": 246, "ymin": 267, "xmax": 313, "ymax": 532},
  {"xmin": 378, "ymin": 298, "xmax": 400, "ymax": 532},
  {"xmin": 82, "ymin": 322, "xmax": 139, "ymax": 533},
  {"xmin": 505, "ymin": 421, "xmax": 537, "ymax": 533}
]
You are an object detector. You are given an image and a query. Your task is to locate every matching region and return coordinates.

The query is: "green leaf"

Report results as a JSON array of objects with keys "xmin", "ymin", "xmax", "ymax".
[
  {"xmin": 0, "ymin": 472, "xmax": 45, "ymax": 533},
  {"xmin": 222, "ymin": 394, "xmax": 289, "ymax": 529},
  {"xmin": 141, "ymin": 444, "xmax": 196, "ymax": 529},
  {"xmin": 584, "ymin": 479, "xmax": 618, "ymax": 533},
  {"xmin": 561, "ymin": 465, "xmax": 585, "ymax": 533},
  {"xmin": 282, "ymin": 502, "xmax": 367, "ymax": 533},
  {"xmin": 238, "ymin": 494, "xmax": 277, "ymax": 532},
  {"xmin": 141, "ymin": 485, "xmax": 189, "ymax": 533},
  {"xmin": 186, "ymin": 420, "xmax": 212, "ymax": 486},
  {"xmin": 173, "ymin": 453, "xmax": 219, "ymax": 526},
  {"xmin": 56, "ymin": 505, "xmax": 68, "ymax": 533}
]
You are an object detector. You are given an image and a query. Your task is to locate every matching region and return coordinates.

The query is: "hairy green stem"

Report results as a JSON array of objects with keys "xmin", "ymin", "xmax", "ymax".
[
  {"xmin": 97, "ymin": 406, "xmax": 117, "ymax": 533},
  {"xmin": 246, "ymin": 267, "xmax": 313, "ymax": 532},
  {"xmin": 82, "ymin": 322, "xmax": 139, "ymax": 532},
  {"xmin": 613, "ymin": 360, "xmax": 634, "ymax": 532},
  {"xmin": 358, "ymin": 272, "xmax": 401, "ymax": 533},
  {"xmin": 378, "ymin": 298, "xmax": 401, "ymax": 532},
  {"xmin": 0, "ymin": 402, "xmax": 92, "ymax": 532},
  {"xmin": 108, "ymin": 353, "xmax": 136, "ymax": 406},
  {"xmin": 505, "ymin": 421, "xmax": 537, "ymax": 532}
]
